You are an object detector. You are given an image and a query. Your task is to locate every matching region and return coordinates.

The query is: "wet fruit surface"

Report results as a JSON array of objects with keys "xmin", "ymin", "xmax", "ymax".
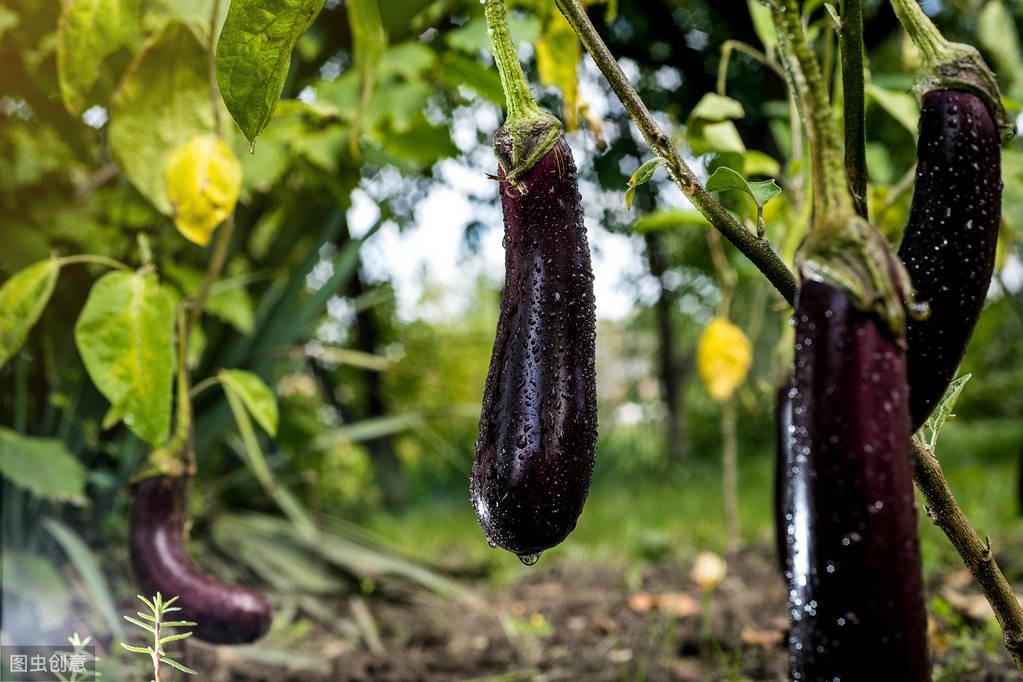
[
  {"xmin": 900, "ymin": 89, "xmax": 1001, "ymax": 431},
  {"xmin": 787, "ymin": 281, "xmax": 929, "ymax": 680},
  {"xmin": 774, "ymin": 383, "xmax": 792, "ymax": 576},
  {"xmin": 130, "ymin": 476, "xmax": 273, "ymax": 644},
  {"xmin": 471, "ymin": 137, "xmax": 597, "ymax": 559}
]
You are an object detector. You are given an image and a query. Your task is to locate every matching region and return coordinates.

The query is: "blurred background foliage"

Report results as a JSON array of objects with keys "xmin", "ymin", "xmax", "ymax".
[{"xmin": 4, "ymin": 0, "xmax": 1023, "ymax": 675}]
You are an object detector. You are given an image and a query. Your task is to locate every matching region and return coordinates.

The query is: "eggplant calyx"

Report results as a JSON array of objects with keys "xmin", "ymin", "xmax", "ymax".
[
  {"xmin": 891, "ymin": 0, "xmax": 1007, "ymax": 130},
  {"xmin": 493, "ymin": 114, "xmax": 564, "ymax": 187},
  {"xmin": 483, "ymin": 0, "xmax": 566, "ymax": 184},
  {"xmin": 797, "ymin": 211, "xmax": 912, "ymax": 339}
]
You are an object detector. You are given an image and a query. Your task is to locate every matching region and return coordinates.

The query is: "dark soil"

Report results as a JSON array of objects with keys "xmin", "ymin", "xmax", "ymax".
[{"xmin": 184, "ymin": 549, "xmax": 1019, "ymax": 681}]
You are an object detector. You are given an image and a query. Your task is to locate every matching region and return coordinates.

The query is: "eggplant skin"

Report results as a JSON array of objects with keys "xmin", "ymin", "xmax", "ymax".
[
  {"xmin": 774, "ymin": 383, "xmax": 792, "ymax": 577},
  {"xmin": 471, "ymin": 137, "xmax": 597, "ymax": 557},
  {"xmin": 130, "ymin": 476, "xmax": 273, "ymax": 644},
  {"xmin": 900, "ymin": 89, "xmax": 1001, "ymax": 431},
  {"xmin": 787, "ymin": 281, "xmax": 929, "ymax": 681}
]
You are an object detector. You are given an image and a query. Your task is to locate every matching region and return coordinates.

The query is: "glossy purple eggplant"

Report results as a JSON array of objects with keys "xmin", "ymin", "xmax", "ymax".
[
  {"xmin": 775, "ymin": 382, "xmax": 793, "ymax": 576},
  {"xmin": 471, "ymin": 137, "xmax": 597, "ymax": 562},
  {"xmin": 900, "ymin": 89, "xmax": 1001, "ymax": 431},
  {"xmin": 130, "ymin": 476, "xmax": 273, "ymax": 644},
  {"xmin": 787, "ymin": 280, "xmax": 929, "ymax": 680}
]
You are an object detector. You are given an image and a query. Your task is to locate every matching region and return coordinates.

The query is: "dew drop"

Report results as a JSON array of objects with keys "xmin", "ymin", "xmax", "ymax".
[{"xmin": 518, "ymin": 552, "xmax": 542, "ymax": 566}]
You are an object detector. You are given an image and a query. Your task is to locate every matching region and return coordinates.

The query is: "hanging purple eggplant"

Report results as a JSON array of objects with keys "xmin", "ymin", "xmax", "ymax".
[{"xmin": 130, "ymin": 475, "xmax": 273, "ymax": 644}]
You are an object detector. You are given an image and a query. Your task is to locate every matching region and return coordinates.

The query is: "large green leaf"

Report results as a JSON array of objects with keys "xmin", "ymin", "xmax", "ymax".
[
  {"xmin": 0, "ymin": 259, "xmax": 60, "ymax": 370},
  {"xmin": 109, "ymin": 20, "xmax": 215, "ymax": 214},
  {"xmin": 57, "ymin": 0, "xmax": 140, "ymax": 115},
  {"xmin": 220, "ymin": 369, "xmax": 278, "ymax": 436},
  {"xmin": 0, "ymin": 428, "xmax": 86, "ymax": 504},
  {"xmin": 215, "ymin": 0, "xmax": 326, "ymax": 144},
  {"xmin": 74, "ymin": 271, "xmax": 177, "ymax": 445}
]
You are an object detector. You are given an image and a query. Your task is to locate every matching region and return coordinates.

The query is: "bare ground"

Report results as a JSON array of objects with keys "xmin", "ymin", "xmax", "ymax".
[{"xmin": 183, "ymin": 548, "xmax": 1020, "ymax": 682}]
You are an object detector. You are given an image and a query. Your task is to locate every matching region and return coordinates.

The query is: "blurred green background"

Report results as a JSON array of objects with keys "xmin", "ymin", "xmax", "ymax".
[{"xmin": 3, "ymin": 0, "xmax": 1023, "ymax": 678}]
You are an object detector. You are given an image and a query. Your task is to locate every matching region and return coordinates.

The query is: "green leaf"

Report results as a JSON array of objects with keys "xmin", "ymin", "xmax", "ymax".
[
  {"xmin": 119, "ymin": 644, "xmax": 152, "ymax": 655},
  {"xmin": 923, "ymin": 374, "xmax": 972, "ymax": 451},
  {"xmin": 224, "ymin": 384, "xmax": 276, "ymax": 489},
  {"xmin": 0, "ymin": 259, "xmax": 60, "ymax": 369},
  {"xmin": 348, "ymin": 0, "xmax": 387, "ymax": 152},
  {"xmin": 57, "ymin": 0, "xmax": 140, "ymax": 115},
  {"xmin": 706, "ymin": 166, "xmax": 781, "ymax": 236},
  {"xmin": 633, "ymin": 209, "xmax": 711, "ymax": 233},
  {"xmin": 979, "ymin": 1, "xmax": 1023, "ymax": 93},
  {"xmin": 625, "ymin": 157, "xmax": 666, "ymax": 210},
  {"xmin": 688, "ymin": 120, "xmax": 746, "ymax": 155},
  {"xmin": 74, "ymin": 271, "xmax": 177, "ymax": 445},
  {"xmin": 0, "ymin": 6, "xmax": 19, "ymax": 48},
  {"xmin": 123, "ymin": 615, "xmax": 157, "ymax": 634},
  {"xmin": 43, "ymin": 518, "xmax": 125, "ymax": 640},
  {"xmin": 0, "ymin": 428, "xmax": 86, "ymax": 503},
  {"xmin": 159, "ymin": 631, "xmax": 193, "ymax": 645},
  {"xmin": 215, "ymin": 0, "xmax": 325, "ymax": 144},
  {"xmin": 438, "ymin": 52, "xmax": 504, "ymax": 104},
  {"xmin": 688, "ymin": 93, "xmax": 745, "ymax": 122},
  {"xmin": 867, "ymin": 84, "xmax": 919, "ymax": 136},
  {"xmin": 446, "ymin": 13, "xmax": 539, "ymax": 53},
  {"xmin": 747, "ymin": 0, "xmax": 777, "ymax": 52},
  {"xmin": 109, "ymin": 20, "xmax": 215, "ymax": 214},
  {"xmin": 219, "ymin": 369, "xmax": 278, "ymax": 436},
  {"xmin": 160, "ymin": 655, "xmax": 198, "ymax": 675}
]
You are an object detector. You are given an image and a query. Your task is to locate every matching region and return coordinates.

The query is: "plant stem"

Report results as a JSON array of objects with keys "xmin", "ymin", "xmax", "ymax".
[
  {"xmin": 890, "ymin": 0, "xmax": 948, "ymax": 65},
  {"xmin": 189, "ymin": 375, "xmax": 220, "ymax": 398},
  {"xmin": 152, "ymin": 607, "xmax": 162, "ymax": 682},
  {"xmin": 911, "ymin": 437, "xmax": 1023, "ymax": 670},
  {"xmin": 483, "ymin": 0, "xmax": 541, "ymax": 121},
  {"xmin": 721, "ymin": 399, "xmax": 739, "ymax": 555},
  {"xmin": 771, "ymin": 0, "xmax": 850, "ymax": 220},
  {"xmin": 56, "ymin": 254, "xmax": 133, "ymax": 272},
  {"xmin": 840, "ymin": 0, "xmax": 869, "ymax": 218},
  {"xmin": 890, "ymin": 0, "xmax": 1005, "ymax": 125},
  {"xmin": 187, "ymin": 215, "xmax": 235, "ymax": 337},
  {"xmin": 554, "ymin": 0, "xmax": 798, "ymax": 305}
]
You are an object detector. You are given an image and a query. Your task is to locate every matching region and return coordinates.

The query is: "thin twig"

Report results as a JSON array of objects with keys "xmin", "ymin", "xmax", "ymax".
[
  {"xmin": 911, "ymin": 438, "xmax": 1023, "ymax": 669},
  {"xmin": 839, "ymin": 0, "xmax": 869, "ymax": 218},
  {"xmin": 555, "ymin": 0, "xmax": 797, "ymax": 305},
  {"xmin": 75, "ymin": 162, "xmax": 119, "ymax": 200}
]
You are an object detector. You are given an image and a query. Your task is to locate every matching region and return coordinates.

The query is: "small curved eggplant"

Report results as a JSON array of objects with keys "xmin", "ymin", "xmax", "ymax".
[
  {"xmin": 774, "ymin": 382, "xmax": 793, "ymax": 577},
  {"xmin": 787, "ymin": 280, "xmax": 929, "ymax": 680},
  {"xmin": 130, "ymin": 476, "xmax": 273, "ymax": 644},
  {"xmin": 471, "ymin": 138, "xmax": 597, "ymax": 561},
  {"xmin": 900, "ymin": 89, "xmax": 1001, "ymax": 431}
]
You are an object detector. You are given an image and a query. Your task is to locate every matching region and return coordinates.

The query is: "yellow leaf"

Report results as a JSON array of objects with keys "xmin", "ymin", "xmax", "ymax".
[
  {"xmin": 535, "ymin": 10, "xmax": 579, "ymax": 130},
  {"xmin": 165, "ymin": 135, "xmax": 242, "ymax": 246},
  {"xmin": 697, "ymin": 317, "xmax": 752, "ymax": 403}
]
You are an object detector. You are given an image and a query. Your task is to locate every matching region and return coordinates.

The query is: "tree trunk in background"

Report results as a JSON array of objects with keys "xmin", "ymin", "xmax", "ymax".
[{"xmin": 644, "ymin": 232, "xmax": 688, "ymax": 464}]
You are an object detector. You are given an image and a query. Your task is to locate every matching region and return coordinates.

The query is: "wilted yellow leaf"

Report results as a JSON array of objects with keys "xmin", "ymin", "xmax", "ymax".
[
  {"xmin": 535, "ymin": 11, "xmax": 579, "ymax": 130},
  {"xmin": 165, "ymin": 135, "xmax": 242, "ymax": 246},
  {"xmin": 697, "ymin": 317, "xmax": 752, "ymax": 402}
]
